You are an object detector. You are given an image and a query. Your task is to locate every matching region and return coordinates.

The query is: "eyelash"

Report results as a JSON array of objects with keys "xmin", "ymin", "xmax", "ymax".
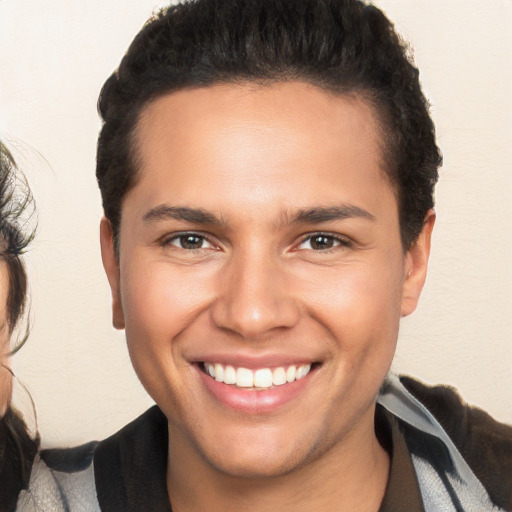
[
  {"xmin": 296, "ymin": 232, "xmax": 352, "ymax": 252},
  {"xmin": 160, "ymin": 232, "xmax": 215, "ymax": 251},
  {"xmin": 160, "ymin": 231, "xmax": 352, "ymax": 253}
]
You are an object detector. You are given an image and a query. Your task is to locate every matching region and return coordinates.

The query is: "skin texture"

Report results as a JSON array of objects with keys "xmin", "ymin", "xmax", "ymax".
[
  {"xmin": 0, "ymin": 262, "xmax": 12, "ymax": 417},
  {"xmin": 101, "ymin": 82, "xmax": 434, "ymax": 511}
]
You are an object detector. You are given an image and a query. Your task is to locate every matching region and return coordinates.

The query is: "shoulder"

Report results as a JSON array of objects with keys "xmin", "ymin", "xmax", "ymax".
[
  {"xmin": 17, "ymin": 406, "xmax": 169, "ymax": 512},
  {"xmin": 379, "ymin": 374, "xmax": 512, "ymax": 511},
  {"xmin": 400, "ymin": 376, "xmax": 512, "ymax": 509},
  {"xmin": 93, "ymin": 406, "xmax": 171, "ymax": 511},
  {"xmin": 16, "ymin": 442, "xmax": 101, "ymax": 512},
  {"xmin": 0, "ymin": 409, "xmax": 38, "ymax": 512},
  {"xmin": 400, "ymin": 376, "xmax": 512, "ymax": 472}
]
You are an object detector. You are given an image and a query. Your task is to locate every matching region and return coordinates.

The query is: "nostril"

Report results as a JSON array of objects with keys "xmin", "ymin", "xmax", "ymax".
[{"xmin": 210, "ymin": 295, "xmax": 300, "ymax": 340}]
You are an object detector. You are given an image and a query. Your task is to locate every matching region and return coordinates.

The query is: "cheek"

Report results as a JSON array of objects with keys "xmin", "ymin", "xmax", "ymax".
[
  {"xmin": 121, "ymin": 261, "xmax": 212, "ymax": 337},
  {"xmin": 308, "ymin": 263, "xmax": 403, "ymax": 416},
  {"xmin": 301, "ymin": 259, "xmax": 404, "ymax": 350},
  {"xmin": 119, "ymin": 260, "xmax": 217, "ymax": 401}
]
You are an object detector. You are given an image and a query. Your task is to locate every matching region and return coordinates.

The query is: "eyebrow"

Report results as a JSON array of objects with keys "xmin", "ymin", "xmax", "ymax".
[
  {"xmin": 143, "ymin": 205, "xmax": 222, "ymax": 225},
  {"xmin": 290, "ymin": 205, "xmax": 376, "ymax": 224},
  {"xmin": 143, "ymin": 203, "xmax": 375, "ymax": 227}
]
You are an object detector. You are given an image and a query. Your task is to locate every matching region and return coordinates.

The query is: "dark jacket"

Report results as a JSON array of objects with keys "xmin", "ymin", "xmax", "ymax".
[
  {"xmin": 14, "ymin": 375, "xmax": 512, "ymax": 511},
  {"xmin": 0, "ymin": 409, "xmax": 38, "ymax": 512}
]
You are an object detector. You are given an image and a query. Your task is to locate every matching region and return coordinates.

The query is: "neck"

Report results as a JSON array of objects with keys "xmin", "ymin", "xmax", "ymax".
[{"xmin": 167, "ymin": 408, "xmax": 390, "ymax": 512}]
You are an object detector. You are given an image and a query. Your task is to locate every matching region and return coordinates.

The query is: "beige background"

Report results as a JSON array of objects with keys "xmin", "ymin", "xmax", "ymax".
[{"xmin": 0, "ymin": 0, "xmax": 510, "ymax": 447}]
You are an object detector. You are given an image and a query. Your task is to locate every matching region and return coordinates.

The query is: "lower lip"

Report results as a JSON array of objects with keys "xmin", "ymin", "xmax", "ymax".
[{"xmin": 197, "ymin": 366, "xmax": 314, "ymax": 414}]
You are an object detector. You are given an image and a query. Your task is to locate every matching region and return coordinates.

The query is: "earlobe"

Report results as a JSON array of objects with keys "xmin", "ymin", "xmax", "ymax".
[
  {"xmin": 100, "ymin": 217, "xmax": 125, "ymax": 330},
  {"xmin": 401, "ymin": 210, "xmax": 436, "ymax": 317}
]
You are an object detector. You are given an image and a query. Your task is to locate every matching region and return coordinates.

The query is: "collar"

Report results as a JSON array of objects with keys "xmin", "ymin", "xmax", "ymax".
[
  {"xmin": 376, "ymin": 405, "xmax": 425, "ymax": 511},
  {"xmin": 94, "ymin": 406, "xmax": 172, "ymax": 511},
  {"xmin": 94, "ymin": 404, "xmax": 424, "ymax": 511}
]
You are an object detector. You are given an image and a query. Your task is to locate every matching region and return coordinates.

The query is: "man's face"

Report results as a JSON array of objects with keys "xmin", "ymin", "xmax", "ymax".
[{"xmin": 102, "ymin": 82, "xmax": 431, "ymax": 478}]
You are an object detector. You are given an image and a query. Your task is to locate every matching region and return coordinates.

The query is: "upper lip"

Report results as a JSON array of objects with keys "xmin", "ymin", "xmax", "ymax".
[{"xmin": 189, "ymin": 352, "xmax": 320, "ymax": 369}]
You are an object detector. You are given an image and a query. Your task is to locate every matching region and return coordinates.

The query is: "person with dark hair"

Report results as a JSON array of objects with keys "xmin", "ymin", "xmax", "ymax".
[
  {"xmin": 0, "ymin": 141, "xmax": 38, "ymax": 512},
  {"xmin": 17, "ymin": 0, "xmax": 512, "ymax": 510}
]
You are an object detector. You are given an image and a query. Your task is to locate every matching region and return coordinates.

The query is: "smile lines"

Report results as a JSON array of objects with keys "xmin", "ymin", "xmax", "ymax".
[{"xmin": 203, "ymin": 363, "xmax": 312, "ymax": 389}]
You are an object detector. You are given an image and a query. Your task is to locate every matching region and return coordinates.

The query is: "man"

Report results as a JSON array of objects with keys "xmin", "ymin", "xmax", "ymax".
[{"xmin": 16, "ymin": 0, "xmax": 512, "ymax": 510}]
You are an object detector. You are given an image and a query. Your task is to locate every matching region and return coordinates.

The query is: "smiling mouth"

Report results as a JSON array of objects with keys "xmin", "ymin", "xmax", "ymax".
[{"xmin": 201, "ymin": 362, "xmax": 317, "ymax": 390}]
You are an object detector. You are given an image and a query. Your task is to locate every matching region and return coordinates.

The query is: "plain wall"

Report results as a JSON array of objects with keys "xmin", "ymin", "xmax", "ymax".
[{"xmin": 0, "ymin": 0, "xmax": 510, "ymax": 447}]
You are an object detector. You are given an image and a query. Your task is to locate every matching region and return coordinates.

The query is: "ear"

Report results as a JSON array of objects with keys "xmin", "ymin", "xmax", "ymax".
[
  {"xmin": 100, "ymin": 217, "xmax": 125, "ymax": 329},
  {"xmin": 401, "ymin": 210, "xmax": 436, "ymax": 317}
]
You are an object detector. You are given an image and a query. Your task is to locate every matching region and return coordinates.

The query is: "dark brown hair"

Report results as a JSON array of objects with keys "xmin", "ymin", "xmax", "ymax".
[
  {"xmin": 0, "ymin": 141, "xmax": 34, "ymax": 350},
  {"xmin": 0, "ymin": 142, "xmax": 38, "ymax": 509},
  {"xmin": 97, "ymin": 0, "xmax": 441, "ymax": 249}
]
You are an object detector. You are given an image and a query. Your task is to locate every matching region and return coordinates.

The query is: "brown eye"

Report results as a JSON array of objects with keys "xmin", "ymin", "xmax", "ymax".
[
  {"xmin": 166, "ymin": 233, "xmax": 212, "ymax": 250},
  {"xmin": 180, "ymin": 235, "xmax": 204, "ymax": 249},
  {"xmin": 297, "ymin": 233, "xmax": 350, "ymax": 251},
  {"xmin": 310, "ymin": 235, "xmax": 335, "ymax": 250}
]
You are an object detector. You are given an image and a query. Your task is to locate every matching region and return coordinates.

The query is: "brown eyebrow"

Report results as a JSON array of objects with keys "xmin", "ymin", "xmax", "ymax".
[
  {"xmin": 143, "ymin": 205, "xmax": 222, "ymax": 225},
  {"xmin": 143, "ymin": 204, "xmax": 375, "ymax": 227},
  {"xmin": 289, "ymin": 205, "xmax": 375, "ymax": 224}
]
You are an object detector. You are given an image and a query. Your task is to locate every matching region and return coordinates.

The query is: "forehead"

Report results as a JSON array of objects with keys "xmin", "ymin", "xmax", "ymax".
[{"xmin": 128, "ymin": 82, "xmax": 396, "ymax": 221}]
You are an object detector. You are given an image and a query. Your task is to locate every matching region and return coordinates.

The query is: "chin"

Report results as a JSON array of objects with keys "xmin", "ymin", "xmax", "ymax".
[
  {"xmin": 195, "ymin": 425, "xmax": 327, "ymax": 481},
  {"xmin": 209, "ymin": 451, "xmax": 304, "ymax": 480}
]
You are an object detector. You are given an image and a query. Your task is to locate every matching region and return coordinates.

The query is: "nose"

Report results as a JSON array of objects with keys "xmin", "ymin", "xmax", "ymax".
[{"xmin": 210, "ymin": 249, "xmax": 300, "ymax": 340}]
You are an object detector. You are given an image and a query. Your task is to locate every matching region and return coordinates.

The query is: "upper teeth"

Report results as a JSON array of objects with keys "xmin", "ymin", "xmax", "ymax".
[{"xmin": 204, "ymin": 363, "xmax": 311, "ymax": 388}]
